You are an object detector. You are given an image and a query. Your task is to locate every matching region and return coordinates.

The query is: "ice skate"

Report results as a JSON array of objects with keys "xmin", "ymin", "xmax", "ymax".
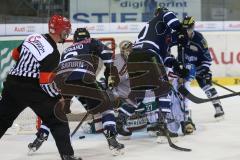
[
  {"xmin": 28, "ymin": 131, "xmax": 48, "ymax": 154},
  {"xmin": 181, "ymin": 118, "xmax": 196, "ymax": 135},
  {"xmin": 147, "ymin": 122, "xmax": 178, "ymax": 143},
  {"xmin": 147, "ymin": 123, "xmax": 178, "ymax": 137},
  {"xmin": 116, "ymin": 112, "xmax": 132, "ymax": 137},
  {"xmin": 61, "ymin": 154, "xmax": 82, "ymax": 160},
  {"xmin": 103, "ymin": 130, "xmax": 125, "ymax": 156},
  {"xmin": 214, "ymin": 104, "xmax": 225, "ymax": 120}
]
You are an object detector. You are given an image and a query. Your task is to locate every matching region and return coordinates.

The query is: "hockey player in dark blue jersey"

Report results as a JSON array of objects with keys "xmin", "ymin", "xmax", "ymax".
[
  {"xmin": 28, "ymin": 28, "xmax": 124, "ymax": 155},
  {"xmin": 132, "ymin": 6, "xmax": 188, "ymax": 64},
  {"xmin": 125, "ymin": 7, "xmax": 190, "ymax": 139},
  {"xmin": 173, "ymin": 16, "xmax": 224, "ymax": 119},
  {"xmin": 61, "ymin": 28, "xmax": 124, "ymax": 155}
]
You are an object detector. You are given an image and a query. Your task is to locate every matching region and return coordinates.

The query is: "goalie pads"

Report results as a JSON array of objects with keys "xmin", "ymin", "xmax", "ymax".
[
  {"xmin": 82, "ymin": 111, "xmax": 148, "ymax": 134},
  {"xmin": 125, "ymin": 112, "xmax": 148, "ymax": 131}
]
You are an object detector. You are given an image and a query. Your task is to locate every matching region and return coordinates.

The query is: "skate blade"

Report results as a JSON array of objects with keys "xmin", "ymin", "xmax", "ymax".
[
  {"xmin": 147, "ymin": 131, "xmax": 157, "ymax": 137},
  {"xmin": 27, "ymin": 149, "xmax": 36, "ymax": 156},
  {"xmin": 215, "ymin": 115, "xmax": 225, "ymax": 122},
  {"xmin": 156, "ymin": 136, "xmax": 178, "ymax": 144},
  {"xmin": 120, "ymin": 136, "xmax": 131, "ymax": 140},
  {"xmin": 111, "ymin": 148, "xmax": 125, "ymax": 156},
  {"xmin": 27, "ymin": 144, "xmax": 36, "ymax": 156}
]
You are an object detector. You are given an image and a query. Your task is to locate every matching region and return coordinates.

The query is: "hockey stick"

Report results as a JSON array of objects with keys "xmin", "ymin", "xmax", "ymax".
[
  {"xmin": 126, "ymin": 88, "xmax": 189, "ymax": 151},
  {"xmin": 71, "ymin": 112, "xmax": 89, "ymax": 137},
  {"xmin": 178, "ymin": 85, "xmax": 240, "ymax": 104},
  {"xmin": 157, "ymin": 103, "xmax": 192, "ymax": 152},
  {"xmin": 70, "ymin": 84, "xmax": 115, "ymax": 138},
  {"xmin": 116, "ymin": 83, "xmax": 191, "ymax": 151},
  {"xmin": 212, "ymin": 81, "xmax": 239, "ymax": 95},
  {"xmin": 178, "ymin": 44, "xmax": 188, "ymax": 127}
]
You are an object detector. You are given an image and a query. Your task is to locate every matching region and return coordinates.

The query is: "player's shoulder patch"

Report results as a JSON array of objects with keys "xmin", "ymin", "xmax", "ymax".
[
  {"xmin": 201, "ymin": 38, "xmax": 208, "ymax": 49},
  {"xmin": 195, "ymin": 31, "xmax": 208, "ymax": 49},
  {"xmin": 24, "ymin": 33, "xmax": 54, "ymax": 61}
]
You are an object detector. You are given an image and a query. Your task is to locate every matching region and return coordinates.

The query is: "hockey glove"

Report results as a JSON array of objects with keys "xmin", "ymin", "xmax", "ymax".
[
  {"xmin": 106, "ymin": 66, "xmax": 120, "ymax": 88},
  {"xmin": 173, "ymin": 62, "xmax": 190, "ymax": 79},
  {"xmin": 181, "ymin": 118, "xmax": 196, "ymax": 134},
  {"xmin": 107, "ymin": 75, "xmax": 120, "ymax": 88},
  {"xmin": 176, "ymin": 27, "xmax": 189, "ymax": 46},
  {"xmin": 197, "ymin": 67, "xmax": 212, "ymax": 80},
  {"xmin": 164, "ymin": 54, "xmax": 176, "ymax": 68}
]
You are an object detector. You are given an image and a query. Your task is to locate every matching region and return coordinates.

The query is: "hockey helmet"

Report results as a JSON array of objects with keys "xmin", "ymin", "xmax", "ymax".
[
  {"xmin": 48, "ymin": 15, "xmax": 71, "ymax": 37},
  {"xmin": 182, "ymin": 16, "xmax": 195, "ymax": 29},
  {"xmin": 120, "ymin": 40, "xmax": 133, "ymax": 59},
  {"xmin": 73, "ymin": 28, "xmax": 90, "ymax": 42},
  {"xmin": 154, "ymin": 6, "xmax": 169, "ymax": 16}
]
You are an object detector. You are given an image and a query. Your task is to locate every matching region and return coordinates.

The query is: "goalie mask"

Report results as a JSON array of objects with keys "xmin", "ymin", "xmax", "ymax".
[
  {"xmin": 73, "ymin": 28, "xmax": 90, "ymax": 42},
  {"xmin": 120, "ymin": 41, "xmax": 133, "ymax": 59}
]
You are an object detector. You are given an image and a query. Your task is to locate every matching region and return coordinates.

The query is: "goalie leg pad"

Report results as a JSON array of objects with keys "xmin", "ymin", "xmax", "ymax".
[{"xmin": 118, "ymin": 102, "xmax": 137, "ymax": 117}]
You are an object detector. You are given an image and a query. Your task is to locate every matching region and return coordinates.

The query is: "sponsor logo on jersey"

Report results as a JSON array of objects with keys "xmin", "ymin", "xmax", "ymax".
[{"xmin": 28, "ymin": 35, "xmax": 45, "ymax": 54}]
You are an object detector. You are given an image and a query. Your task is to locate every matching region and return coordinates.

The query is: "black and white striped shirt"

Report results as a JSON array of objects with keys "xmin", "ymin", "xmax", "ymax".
[
  {"xmin": 9, "ymin": 45, "xmax": 40, "ymax": 78},
  {"xmin": 9, "ymin": 33, "xmax": 61, "ymax": 98}
]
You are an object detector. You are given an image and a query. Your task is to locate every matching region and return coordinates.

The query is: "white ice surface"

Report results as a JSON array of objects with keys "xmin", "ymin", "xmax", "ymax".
[{"xmin": 1, "ymin": 86, "xmax": 240, "ymax": 160}]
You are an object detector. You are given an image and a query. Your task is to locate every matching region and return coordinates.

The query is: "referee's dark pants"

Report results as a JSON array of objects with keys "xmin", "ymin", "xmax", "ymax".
[{"xmin": 0, "ymin": 75, "xmax": 74, "ymax": 156}]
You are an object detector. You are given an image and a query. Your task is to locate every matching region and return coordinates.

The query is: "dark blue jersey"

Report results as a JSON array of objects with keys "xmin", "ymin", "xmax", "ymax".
[
  {"xmin": 61, "ymin": 38, "xmax": 113, "ymax": 64},
  {"xmin": 133, "ymin": 10, "xmax": 181, "ymax": 60},
  {"xmin": 175, "ymin": 31, "xmax": 212, "ymax": 73},
  {"xmin": 60, "ymin": 38, "xmax": 114, "ymax": 81}
]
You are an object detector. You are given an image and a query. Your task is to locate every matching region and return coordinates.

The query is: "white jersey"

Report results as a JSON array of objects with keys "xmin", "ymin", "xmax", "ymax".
[{"xmin": 112, "ymin": 54, "xmax": 130, "ymax": 99}]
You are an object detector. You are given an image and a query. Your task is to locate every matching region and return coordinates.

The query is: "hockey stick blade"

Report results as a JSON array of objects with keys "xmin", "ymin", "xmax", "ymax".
[
  {"xmin": 168, "ymin": 137, "xmax": 191, "ymax": 152},
  {"xmin": 161, "ymin": 123, "xmax": 191, "ymax": 152},
  {"xmin": 71, "ymin": 112, "xmax": 89, "ymax": 137},
  {"xmin": 178, "ymin": 85, "xmax": 240, "ymax": 104},
  {"xmin": 158, "ymin": 106, "xmax": 192, "ymax": 152}
]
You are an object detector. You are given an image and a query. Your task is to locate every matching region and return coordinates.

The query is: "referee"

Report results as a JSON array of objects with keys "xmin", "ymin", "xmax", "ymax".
[{"xmin": 0, "ymin": 15, "xmax": 81, "ymax": 160}]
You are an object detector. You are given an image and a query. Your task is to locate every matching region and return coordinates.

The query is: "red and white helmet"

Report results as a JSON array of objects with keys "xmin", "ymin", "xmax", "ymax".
[{"xmin": 48, "ymin": 15, "xmax": 71, "ymax": 35}]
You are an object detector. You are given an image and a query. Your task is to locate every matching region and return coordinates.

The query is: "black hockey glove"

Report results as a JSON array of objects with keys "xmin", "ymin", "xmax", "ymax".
[
  {"xmin": 173, "ymin": 62, "xmax": 189, "ymax": 79},
  {"xmin": 164, "ymin": 54, "xmax": 176, "ymax": 68},
  {"xmin": 176, "ymin": 27, "xmax": 189, "ymax": 47},
  {"xmin": 197, "ymin": 67, "xmax": 212, "ymax": 81}
]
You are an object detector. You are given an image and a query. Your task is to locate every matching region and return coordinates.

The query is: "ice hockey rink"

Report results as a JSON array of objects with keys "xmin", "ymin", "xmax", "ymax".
[{"xmin": 1, "ymin": 85, "xmax": 240, "ymax": 160}]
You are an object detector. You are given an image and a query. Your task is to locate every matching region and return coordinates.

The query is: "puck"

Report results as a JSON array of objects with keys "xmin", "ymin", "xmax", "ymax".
[{"xmin": 79, "ymin": 136, "xmax": 85, "ymax": 139}]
